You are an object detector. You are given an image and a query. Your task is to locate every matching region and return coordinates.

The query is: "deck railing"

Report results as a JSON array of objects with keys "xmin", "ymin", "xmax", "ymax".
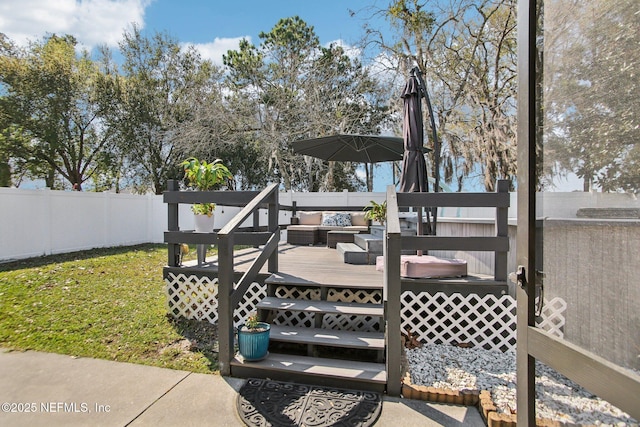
[
  {"xmin": 163, "ymin": 181, "xmax": 280, "ymax": 375},
  {"xmin": 384, "ymin": 180, "xmax": 510, "ymax": 396},
  {"xmin": 216, "ymin": 184, "xmax": 279, "ymax": 375}
]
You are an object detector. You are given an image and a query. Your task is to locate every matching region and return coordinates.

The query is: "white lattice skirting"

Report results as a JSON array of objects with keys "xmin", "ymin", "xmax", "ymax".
[
  {"xmin": 165, "ymin": 273, "xmax": 566, "ymax": 352},
  {"xmin": 401, "ymin": 291, "xmax": 566, "ymax": 352},
  {"xmin": 165, "ymin": 272, "xmax": 265, "ymax": 328}
]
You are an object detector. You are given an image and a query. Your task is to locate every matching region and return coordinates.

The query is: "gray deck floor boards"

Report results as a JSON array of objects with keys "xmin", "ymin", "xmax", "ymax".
[
  {"xmin": 269, "ymin": 325, "xmax": 384, "ymax": 349},
  {"xmin": 231, "ymin": 353, "xmax": 387, "ymax": 383},
  {"xmin": 205, "ymin": 243, "xmax": 385, "ymax": 288},
  {"xmin": 258, "ymin": 296, "xmax": 384, "ymax": 316}
]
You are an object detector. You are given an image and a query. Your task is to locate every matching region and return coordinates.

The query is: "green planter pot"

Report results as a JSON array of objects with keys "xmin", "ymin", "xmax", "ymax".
[{"xmin": 237, "ymin": 322, "xmax": 270, "ymax": 361}]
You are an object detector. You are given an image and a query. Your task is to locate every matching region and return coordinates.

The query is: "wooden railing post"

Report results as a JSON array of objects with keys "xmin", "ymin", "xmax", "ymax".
[
  {"xmin": 384, "ymin": 185, "xmax": 402, "ymax": 396},
  {"xmin": 167, "ymin": 180, "xmax": 180, "ymax": 267},
  {"xmin": 217, "ymin": 233, "xmax": 235, "ymax": 376},
  {"xmin": 268, "ymin": 191, "xmax": 279, "ymax": 273},
  {"xmin": 495, "ymin": 180, "xmax": 510, "ymax": 281}
]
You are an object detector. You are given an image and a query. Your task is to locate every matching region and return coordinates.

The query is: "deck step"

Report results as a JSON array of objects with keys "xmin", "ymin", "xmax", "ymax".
[
  {"xmin": 353, "ymin": 234, "xmax": 383, "ymax": 254},
  {"xmin": 265, "ymin": 272, "xmax": 382, "ymax": 290},
  {"xmin": 230, "ymin": 352, "xmax": 386, "ymax": 392},
  {"xmin": 257, "ymin": 297, "xmax": 384, "ymax": 317},
  {"xmin": 269, "ymin": 324, "xmax": 384, "ymax": 349},
  {"xmin": 402, "ymin": 274, "xmax": 509, "ymax": 296},
  {"xmin": 336, "ymin": 242, "xmax": 368, "ymax": 264}
]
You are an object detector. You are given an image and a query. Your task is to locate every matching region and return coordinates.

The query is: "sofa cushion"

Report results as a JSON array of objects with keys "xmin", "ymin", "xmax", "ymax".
[
  {"xmin": 317, "ymin": 225, "xmax": 369, "ymax": 232},
  {"xmin": 321, "ymin": 212, "xmax": 352, "ymax": 227},
  {"xmin": 350, "ymin": 212, "xmax": 369, "ymax": 226},
  {"xmin": 287, "ymin": 225, "xmax": 319, "ymax": 231},
  {"xmin": 317, "ymin": 225, "xmax": 344, "ymax": 231},
  {"xmin": 298, "ymin": 211, "xmax": 322, "ymax": 225},
  {"xmin": 376, "ymin": 255, "xmax": 467, "ymax": 278},
  {"xmin": 342, "ymin": 226, "xmax": 369, "ymax": 233}
]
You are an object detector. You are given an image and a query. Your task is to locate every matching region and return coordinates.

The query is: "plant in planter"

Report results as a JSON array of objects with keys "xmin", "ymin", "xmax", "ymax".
[
  {"xmin": 364, "ymin": 200, "xmax": 387, "ymax": 226},
  {"xmin": 237, "ymin": 312, "xmax": 270, "ymax": 361},
  {"xmin": 181, "ymin": 157, "xmax": 232, "ymax": 232}
]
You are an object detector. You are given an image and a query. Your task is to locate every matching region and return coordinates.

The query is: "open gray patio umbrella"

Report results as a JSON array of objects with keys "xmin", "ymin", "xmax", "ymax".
[
  {"xmin": 400, "ymin": 68, "xmax": 433, "ymax": 246},
  {"xmin": 293, "ymin": 134, "xmax": 405, "ymax": 163}
]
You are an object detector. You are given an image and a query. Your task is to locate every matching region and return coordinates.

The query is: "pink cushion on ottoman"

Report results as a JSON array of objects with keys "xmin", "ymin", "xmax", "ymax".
[{"xmin": 376, "ymin": 255, "xmax": 467, "ymax": 278}]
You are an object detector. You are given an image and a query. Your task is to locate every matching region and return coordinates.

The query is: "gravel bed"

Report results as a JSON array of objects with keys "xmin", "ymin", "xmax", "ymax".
[{"xmin": 406, "ymin": 343, "xmax": 638, "ymax": 426}]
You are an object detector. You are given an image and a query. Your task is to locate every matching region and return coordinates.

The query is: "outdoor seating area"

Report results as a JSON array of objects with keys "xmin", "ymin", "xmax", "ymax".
[{"xmin": 286, "ymin": 210, "xmax": 370, "ymax": 245}]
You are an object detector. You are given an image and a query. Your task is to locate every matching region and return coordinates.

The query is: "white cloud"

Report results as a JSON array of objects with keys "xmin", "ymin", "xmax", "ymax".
[
  {"xmin": 183, "ymin": 36, "xmax": 250, "ymax": 66},
  {"xmin": 324, "ymin": 38, "xmax": 362, "ymax": 60},
  {"xmin": 0, "ymin": 0, "xmax": 149, "ymax": 49}
]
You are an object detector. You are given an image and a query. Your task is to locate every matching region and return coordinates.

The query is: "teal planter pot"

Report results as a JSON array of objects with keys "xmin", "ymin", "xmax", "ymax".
[{"xmin": 237, "ymin": 322, "xmax": 270, "ymax": 361}]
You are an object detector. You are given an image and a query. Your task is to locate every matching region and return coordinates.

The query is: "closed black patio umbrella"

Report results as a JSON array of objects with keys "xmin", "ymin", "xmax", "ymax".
[
  {"xmin": 399, "ymin": 69, "xmax": 433, "ymax": 243},
  {"xmin": 399, "ymin": 72, "xmax": 429, "ymax": 194}
]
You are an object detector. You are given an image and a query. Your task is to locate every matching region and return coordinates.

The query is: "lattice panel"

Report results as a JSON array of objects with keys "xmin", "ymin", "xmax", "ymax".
[
  {"xmin": 271, "ymin": 286, "xmax": 317, "ymax": 327},
  {"xmin": 165, "ymin": 272, "xmax": 267, "ymax": 328},
  {"xmin": 400, "ymin": 292, "xmax": 566, "ymax": 353},
  {"xmin": 536, "ymin": 297, "xmax": 567, "ymax": 337},
  {"xmin": 327, "ymin": 288, "xmax": 382, "ymax": 304},
  {"xmin": 322, "ymin": 314, "xmax": 382, "ymax": 332},
  {"xmin": 166, "ymin": 273, "xmax": 567, "ymax": 352},
  {"xmin": 275, "ymin": 286, "xmax": 320, "ymax": 300},
  {"xmin": 165, "ymin": 272, "xmax": 219, "ymax": 323},
  {"xmin": 233, "ymin": 284, "xmax": 267, "ymax": 329},
  {"xmin": 323, "ymin": 288, "xmax": 383, "ymax": 332}
]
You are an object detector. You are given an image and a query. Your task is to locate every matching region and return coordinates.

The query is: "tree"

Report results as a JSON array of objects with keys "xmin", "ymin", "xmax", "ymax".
[
  {"xmin": 0, "ymin": 33, "xmax": 115, "ymax": 190},
  {"xmin": 223, "ymin": 17, "xmax": 321, "ymax": 191},
  {"xmin": 362, "ymin": 0, "xmax": 518, "ymax": 191},
  {"xmin": 224, "ymin": 17, "xmax": 390, "ymax": 191},
  {"xmin": 303, "ymin": 43, "xmax": 392, "ymax": 191},
  {"xmin": 543, "ymin": 0, "xmax": 640, "ymax": 192},
  {"xmin": 104, "ymin": 25, "xmax": 222, "ymax": 194}
]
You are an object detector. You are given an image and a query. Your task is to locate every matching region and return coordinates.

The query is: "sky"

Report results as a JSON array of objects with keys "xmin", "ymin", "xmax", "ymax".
[
  {"xmin": 2, "ymin": 0, "xmax": 581, "ymax": 193},
  {"xmin": 0, "ymin": 0, "xmax": 403, "ymax": 191},
  {"xmin": 0, "ymin": 0, "xmax": 384, "ymax": 65}
]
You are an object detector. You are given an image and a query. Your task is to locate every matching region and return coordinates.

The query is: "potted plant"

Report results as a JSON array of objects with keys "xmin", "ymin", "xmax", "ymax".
[
  {"xmin": 237, "ymin": 313, "xmax": 270, "ymax": 361},
  {"xmin": 181, "ymin": 157, "xmax": 232, "ymax": 232},
  {"xmin": 364, "ymin": 200, "xmax": 387, "ymax": 226}
]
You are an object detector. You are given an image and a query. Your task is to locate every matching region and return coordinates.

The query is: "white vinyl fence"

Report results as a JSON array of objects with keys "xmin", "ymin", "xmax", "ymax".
[
  {"xmin": 0, "ymin": 188, "xmax": 165, "ymax": 262},
  {"xmin": 0, "ymin": 188, "xmax": 390, "ymax": 263},
  {"xmin": 3, "ymin": 187, "xmax": 638, "ymax": 263}
]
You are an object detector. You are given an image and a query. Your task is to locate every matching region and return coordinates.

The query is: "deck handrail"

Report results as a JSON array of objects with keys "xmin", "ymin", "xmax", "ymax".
[
  {"xmin": 217, "ymin": 183, "xmax": 279, "ymax": 376},
  {"xmin": 384, "ymin": 180, "xmax": 510, "ymax": 396}
]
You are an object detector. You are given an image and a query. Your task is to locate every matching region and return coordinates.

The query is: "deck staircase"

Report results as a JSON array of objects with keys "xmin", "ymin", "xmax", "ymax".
[
  {"xmin": 229, "ymin": 272, "xmax": 387, "ymax": 393},
  {"xmin": 337, "ymin": 221, "xmax": 416, "ymax": 265}
]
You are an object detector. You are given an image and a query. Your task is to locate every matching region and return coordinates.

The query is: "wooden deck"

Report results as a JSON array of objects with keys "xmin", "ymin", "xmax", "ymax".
[
  {"xmin": 194, "ymin": 242, "xmax": 385, "ymax": 289},
  {"xmin": 184, "ymin": 242, "xmax": 507, "ymax": 296}
]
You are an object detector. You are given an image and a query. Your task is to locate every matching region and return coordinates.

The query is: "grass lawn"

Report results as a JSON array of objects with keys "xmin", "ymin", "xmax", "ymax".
[{"xmin": 0, "ymin": 244, "xmax": 219, "ymax": 374}]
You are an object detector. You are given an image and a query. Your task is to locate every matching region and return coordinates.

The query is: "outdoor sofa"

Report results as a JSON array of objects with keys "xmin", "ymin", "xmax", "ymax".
[{"xmin": 286, "ymin": 211, "xmax": 370, "ymax": 245}]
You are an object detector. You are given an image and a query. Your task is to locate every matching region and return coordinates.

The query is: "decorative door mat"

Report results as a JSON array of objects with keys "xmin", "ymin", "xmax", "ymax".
[{"xmin": 236, "ymin": 378, "xmax": 382, "ymax": 427}]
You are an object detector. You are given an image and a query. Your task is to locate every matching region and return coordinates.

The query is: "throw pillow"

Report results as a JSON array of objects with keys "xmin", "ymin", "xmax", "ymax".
[
  {"xmin": 350, "ymin": 212, "xmax": 369, "ymax": 226},
  {"xmin": 321, "ymin": 212, "xmax": 352, "ymax": 226},
  {"xmin": 298, "ymin": 211, "xmax": 322, "ymax": 225},
  {"xmin": 334, "ymin": 212, "xmax": 352, "ymax": 226}
]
